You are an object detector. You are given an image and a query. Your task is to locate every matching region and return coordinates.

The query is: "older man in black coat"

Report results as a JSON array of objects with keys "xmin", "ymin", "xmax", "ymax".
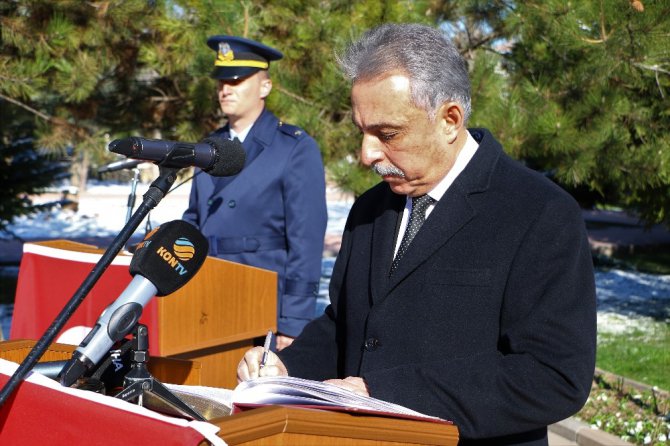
[{"xmin": 237, "ymin": 23, "xmax": 596, "ymax": 446}]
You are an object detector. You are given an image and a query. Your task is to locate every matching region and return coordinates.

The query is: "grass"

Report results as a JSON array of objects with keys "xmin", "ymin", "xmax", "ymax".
[
  {"xmin": 615, "ymin": 251, "xmax": 670, "ymax": 275},
  {"xmin": 594, "ymin": 251, "xmax": 670, "ymax": 275},
  {"xmin": 580, "ymin": 251, "xmax": 669, "ymax": 445},
  {"xmin": 596, "ymin": 322, "xmax": 670, "ymax": 390}
]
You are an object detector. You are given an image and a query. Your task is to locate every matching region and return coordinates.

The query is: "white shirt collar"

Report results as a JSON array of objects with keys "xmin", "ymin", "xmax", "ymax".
[
  {"xmin": 229, "ymin": 124, "xmax": 253, "ymax": 142},
  {"xmin": 394, "ymin": 130, "xmax": 479, "ymax": 256},
  {"xmin": 426, "ymin": 129, "xmax": 479, "ymax": 202}
]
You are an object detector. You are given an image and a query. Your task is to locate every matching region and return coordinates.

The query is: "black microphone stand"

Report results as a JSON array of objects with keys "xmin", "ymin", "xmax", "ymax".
[
  {"xmin": 126, "ymin": 166, "xmax": 141, "ymax": 224},
  {"xmin": 0, "ymin": 166, "xmax": 181, "ymax": 406},
  {"xmin": 115, "ymin": 324, "xmax": 205, "ymax": 421}
]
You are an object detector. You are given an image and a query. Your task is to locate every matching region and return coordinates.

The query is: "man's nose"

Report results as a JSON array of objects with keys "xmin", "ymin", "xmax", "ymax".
[
  {"xmin": 360, "ymin": 136, "xmax": 384, "ymax": 167},
  {"xmin": 220, "ymin": 83, "xmax": 233, "ymax": 95}
]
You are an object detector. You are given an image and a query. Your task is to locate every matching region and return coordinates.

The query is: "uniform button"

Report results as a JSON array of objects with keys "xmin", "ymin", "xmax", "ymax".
[
  {"xmin": 207, "ymin": 199, "xmax": 213, "ymax": 206},
  {"xmin": 364, "ymin": 337, "xmax": 380, "ymax": 351},
  {"xmin": 228, "ymin": 200, "xmax": 236, "ymax": 208}
]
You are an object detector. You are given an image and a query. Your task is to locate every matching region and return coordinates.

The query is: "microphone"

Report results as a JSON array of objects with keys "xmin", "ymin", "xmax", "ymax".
[
  {"xmin": 58, "ymin": 220, "xmax": 209, "ymax": 387},
  {"xmin": 108, "ymin": 136, "xmax": 245, "ymax": 177},
  {"xmin": 98, "ymin": 159, "xmax": 144, "ymax": 174},
  {"xmin": 33, "ymin": 360, "xmax": 69, "ymax": 380}
]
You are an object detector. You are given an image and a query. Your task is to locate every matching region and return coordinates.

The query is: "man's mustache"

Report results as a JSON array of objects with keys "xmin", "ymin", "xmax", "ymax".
[{"xmin": 372, "ymin": 163, "xmax": 405, "ymax": 178}]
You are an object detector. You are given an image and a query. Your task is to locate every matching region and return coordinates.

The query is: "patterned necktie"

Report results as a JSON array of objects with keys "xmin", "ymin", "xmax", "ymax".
[{"xmin": 390, "ymin": 194, "xmax": 436, "ymax": 275}]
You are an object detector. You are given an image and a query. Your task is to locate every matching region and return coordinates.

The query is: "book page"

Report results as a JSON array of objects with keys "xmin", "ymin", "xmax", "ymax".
[
  {"xmin": 166, "ymin": 376, "xmax": 445, "ymax": 422},
  {"xmin": 232, "ymin": 376, "xmax": 442, "ymax": 420},
  {"xmin": 163, "ymin": 383, "xmax": 235, "ymax": 419}
]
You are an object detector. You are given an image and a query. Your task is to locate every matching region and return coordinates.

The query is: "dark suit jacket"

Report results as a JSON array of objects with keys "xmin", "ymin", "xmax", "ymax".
[
  {"xmin": 279, "ymin": 128, "xmax": 597, "ymax": 445},
  {"xmin": 183, "ymin": 109, "xmax": 327, "ymax": 337}
]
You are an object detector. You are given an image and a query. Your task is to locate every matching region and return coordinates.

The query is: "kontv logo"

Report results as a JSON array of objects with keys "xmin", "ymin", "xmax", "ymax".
[
  {"xmin": 135, "ymin": 227, "xmax": 160, "ymax": 250},
  {"xmin": 156, "ymin": 237, "xmax": 196, "ymax": 276}
]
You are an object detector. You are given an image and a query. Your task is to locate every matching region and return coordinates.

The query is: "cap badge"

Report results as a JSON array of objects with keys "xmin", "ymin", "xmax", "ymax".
[{"xmin": 217, "ymin": 43, "xmax": 234, "ymax": 62}]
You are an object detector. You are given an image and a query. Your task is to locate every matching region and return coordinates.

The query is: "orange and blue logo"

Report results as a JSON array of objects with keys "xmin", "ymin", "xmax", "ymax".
[
  {"xmin": 173, "ymin": 237, "xmax": 196, "ymax": 261},
  {"xmin": 156, "ymin": 236, "xmax": 198, "ymax": 276}
]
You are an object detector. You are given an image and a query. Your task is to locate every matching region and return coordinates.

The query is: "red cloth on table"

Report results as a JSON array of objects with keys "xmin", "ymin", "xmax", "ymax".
[{"xmin": 10, "ymin": 243, "xmax": 160, "ymax": 354}]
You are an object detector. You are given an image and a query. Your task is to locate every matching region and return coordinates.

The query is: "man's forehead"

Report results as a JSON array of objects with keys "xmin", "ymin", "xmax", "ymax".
[
  {"xmin": 353, "ymin": 72, "xmax": 410, "ymax": 91},
  {"xmin": 351, "ymin": 74, "xmax": 416, "ymax": 127}
]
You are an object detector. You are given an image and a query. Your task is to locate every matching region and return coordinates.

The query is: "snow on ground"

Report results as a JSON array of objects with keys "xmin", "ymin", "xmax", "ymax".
[
  {"xmin": 2, "ymin": 180, "xmax": 669, "ymax": 337},
  {"xmin": 4, "ymin": 179, "xmax": 354, "ymax": 241},
  {"xmin": 4, "ymin": 180, "xmax": 193, "ymax": 240},
  {"xmin": 595, "ymin": 269, "xmax": 670, "ymax": 334}
]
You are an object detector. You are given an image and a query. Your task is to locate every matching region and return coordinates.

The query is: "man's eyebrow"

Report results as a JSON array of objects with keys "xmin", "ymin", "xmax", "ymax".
[{"xmin": 351, "ymin": 120, "xmax": 404, "ymax": 132}]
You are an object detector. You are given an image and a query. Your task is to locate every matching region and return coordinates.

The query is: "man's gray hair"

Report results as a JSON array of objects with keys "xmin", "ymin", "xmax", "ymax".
[{"xmin": 337, "ymin": 23, "xmax": 472, "ymax": 122}]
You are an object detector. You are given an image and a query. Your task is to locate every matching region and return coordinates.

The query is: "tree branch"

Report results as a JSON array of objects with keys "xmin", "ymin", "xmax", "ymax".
[
  {"xmin": 634, "ymin": 63, "xmax": 670, "ymax": 75},
  {"xmin": 275, "ymin": 85, "xmax": 318, "ymax": 108},
  {"xmin": 634, "ymin": 63, "xmax": 669, "ymax": 98},
  {"xmin": 0, "ymin": 92, "xmax": 52, "ymax": 122},
  {"xmin": 579, "ymin": 0, "xmax": 611, "ymax": 44}
]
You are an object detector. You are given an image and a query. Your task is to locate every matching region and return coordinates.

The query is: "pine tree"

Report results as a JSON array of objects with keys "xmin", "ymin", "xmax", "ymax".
[
  {"xmin": 0, "ymin": 0, "xmax": 169, "ymax": 193},
  {"xmin": 444, "ymin": 0, "xmax": 670, "ymax": 226},
  {"xmin": 2, "ymin": 0, "xmax": 668, "ymax": 226},
  {"xmin": 150, "ymin": 0, "xmax": 440, "ymax": 195},
  {"xmin": 0, "ymin": 104, "xmax": 69, "ymax": 232}
]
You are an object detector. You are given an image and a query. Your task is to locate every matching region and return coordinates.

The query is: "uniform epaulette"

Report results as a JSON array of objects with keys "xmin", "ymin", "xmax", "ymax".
[{"xmin": 277, "ymin": 121, "xmax": 306, "ymax": 139}]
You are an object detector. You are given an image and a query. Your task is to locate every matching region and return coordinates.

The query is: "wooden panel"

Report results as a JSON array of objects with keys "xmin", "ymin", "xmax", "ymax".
[
  {"xmin": 156, "ymin": 256, "xmax": 276, "ymax": 356},
  {"xmin": 168, "ymin": 340, "xmax": 253, "ymax": 390},
  {"xmin": 15, "ymin": 239, "xmax": 276, "ymax": 389},
  {"xmin": 0, "ymin": 339, "xmax": 201, "ymax": 385},
  {"xmin": 212, "ymin": 406, "xmax": 459, "ymax": 446},
  {"xmin": 31, "ymin": 239, "xmax": 109, "ymax": 255}
]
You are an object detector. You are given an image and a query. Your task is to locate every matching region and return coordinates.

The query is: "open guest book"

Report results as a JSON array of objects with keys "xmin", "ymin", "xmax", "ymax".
[{"xmin": 161, "ymin": 376, "xmax": 450, "ymax": 424}]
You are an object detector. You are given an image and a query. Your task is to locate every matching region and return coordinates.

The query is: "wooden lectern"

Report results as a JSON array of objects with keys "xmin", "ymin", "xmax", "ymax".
[
  {"xmin": 211, "ymin": 405, "xmax": 459, "ymax": 445},
  {"xmin": 0, "ymin": 341, "xmax": 459, "ymax": 445},
  {"xmin": 11, "ymin": 240, "xmax": 277, "ymax": 389},
  {"xmin": 0, "ymin": 339, "xmax": 202, "ymax": 385},
  {"xmin": 158, "ymin": 247, "xmax": 276, "ymax": 389}
]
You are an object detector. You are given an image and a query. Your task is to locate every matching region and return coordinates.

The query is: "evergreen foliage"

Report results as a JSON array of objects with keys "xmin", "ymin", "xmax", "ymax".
[
  {"xmin": 1, "ymin": 0, "xmax": 668, "ymax": 226},
  {"xmin": 0, "ymin": 104, "xmax": 69, "ymax": 232},
  {"xmin": 440, "ymin": 0, "xmax": 670, "ymax": 226}
]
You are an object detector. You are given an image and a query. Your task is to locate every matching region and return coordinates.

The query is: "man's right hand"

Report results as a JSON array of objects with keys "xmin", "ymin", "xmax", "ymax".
[{"xmin": 236, "ymin": 346, "xmax": 289, "ymax": 382}]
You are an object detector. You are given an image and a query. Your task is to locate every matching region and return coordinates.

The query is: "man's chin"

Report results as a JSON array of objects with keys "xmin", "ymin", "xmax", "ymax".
[
  {"xmin": 220, "ymin": 103, "xmax": 236, "ymax": 114},
  {"xmin": 384, "ymin": 178, "xmax": 410, "ymax": 195}
]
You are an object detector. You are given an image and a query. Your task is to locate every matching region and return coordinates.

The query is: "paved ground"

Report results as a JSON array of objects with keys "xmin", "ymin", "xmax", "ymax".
[{"xmin": 584, "ymin": 209, "xmax": 670, "ymax": 256}]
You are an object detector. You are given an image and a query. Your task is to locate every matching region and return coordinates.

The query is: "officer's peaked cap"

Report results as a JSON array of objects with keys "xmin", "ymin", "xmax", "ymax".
[{"xmin": 207, "ymin": 35, "xmax": 283, "ymax": 80}]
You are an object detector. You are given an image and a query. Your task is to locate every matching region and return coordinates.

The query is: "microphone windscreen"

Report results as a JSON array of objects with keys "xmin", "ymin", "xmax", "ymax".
[
  {"xmin": 107, "ymin": 137, "xmax": 137, "ymax": 157},
  {"xmin": 203, "ymin": 136, "xmax": 246, "ymax": 177},
  {"xmin": 129, "ymin": 220, "xmax": 209, "ymax": 296}
]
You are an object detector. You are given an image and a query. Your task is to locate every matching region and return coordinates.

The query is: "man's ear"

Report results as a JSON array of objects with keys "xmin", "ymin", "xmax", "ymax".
[
  {"xmin": 439, "ymin": 102, "xmax": 465, "ymax": 144},
  {"xmin": 260, "ymin": 78, "xmax": 273, "ymax": 99}
]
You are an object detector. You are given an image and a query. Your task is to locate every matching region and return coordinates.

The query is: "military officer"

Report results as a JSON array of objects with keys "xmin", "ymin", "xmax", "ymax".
[{"xmin": 182, "ymin": 35, "xmax": 328, "ymax": 350}]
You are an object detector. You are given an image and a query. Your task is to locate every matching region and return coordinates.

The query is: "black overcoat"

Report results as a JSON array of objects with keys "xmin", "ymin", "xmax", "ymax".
[{"xmin": 279, "ymin": 128, "xmax": 597, "ymax": 445}]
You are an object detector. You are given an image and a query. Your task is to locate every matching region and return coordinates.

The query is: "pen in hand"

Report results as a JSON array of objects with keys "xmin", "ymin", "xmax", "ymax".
[{"xmin": 260, "ymin": 330, "xmax": 272, "ymax": 369}]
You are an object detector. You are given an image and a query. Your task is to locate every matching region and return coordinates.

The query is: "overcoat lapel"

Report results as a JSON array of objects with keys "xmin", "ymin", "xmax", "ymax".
[
  {"xmin": 370, "ymin": 192, "xmax": 405, "ymax": 303},
  {"xmin": 210, "ymin": 109, "xmax": 276, "ymax": 197},
  {"xmin": 379, "ymin": 128, "xmax": 501, "ymax": 296},
  {"xmin": 385, "ymin": 188, "xmax": 476, "ymax": 292}
]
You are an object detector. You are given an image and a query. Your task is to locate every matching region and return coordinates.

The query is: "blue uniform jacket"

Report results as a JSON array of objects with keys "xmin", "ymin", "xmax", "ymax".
[{"xmin": 183, "ymin": 109, "xmax": 328, "ymax": 337}]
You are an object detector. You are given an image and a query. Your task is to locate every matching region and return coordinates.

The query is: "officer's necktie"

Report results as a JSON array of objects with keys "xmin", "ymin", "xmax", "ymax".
[{"xmin": 390, "ymin": 194, "xmax": 436, "ymax": 276}]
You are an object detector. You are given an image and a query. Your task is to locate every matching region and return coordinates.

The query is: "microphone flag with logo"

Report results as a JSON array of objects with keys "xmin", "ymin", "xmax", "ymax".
[
  {"xmin": 130, "ymin": 220, "xmax": 209, "ymax": 296},
  {"xmin": 58, "ymin": 220, "xmax": 208, "ymax": 387}
]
